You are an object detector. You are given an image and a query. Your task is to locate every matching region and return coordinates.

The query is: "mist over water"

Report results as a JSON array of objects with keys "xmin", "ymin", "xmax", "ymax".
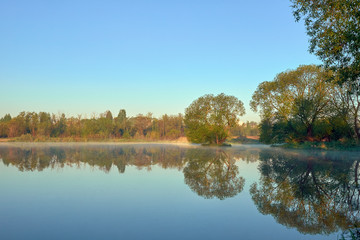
[{"xmin": 0, "ymin": 143, "xmax": 358, "ymax": 240}]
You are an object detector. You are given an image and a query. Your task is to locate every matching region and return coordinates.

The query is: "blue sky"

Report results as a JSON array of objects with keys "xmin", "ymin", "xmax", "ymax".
[{"xmin": 0, "ymin": 0, "xmax": 320, "ymax": 121}]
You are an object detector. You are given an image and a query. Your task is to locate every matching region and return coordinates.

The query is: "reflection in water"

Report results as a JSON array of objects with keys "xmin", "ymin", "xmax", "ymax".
[
  {"xmin": 2, "ymin": 144, "xmax": 360, "ymax": 238},
  {"xmin": 250, "ymin": 149, "xmax": 360, "ymax": 235},
  {"xmin": 0, "ymin": 144, "xmax": 252, "ymax": 201},
  {"xmin": 183, "ymin": 149, "xmax": 245, "ymax": 200},
  {"xmin": 0, "ymin": 144, "xmax": 188, "ymax": 173}
]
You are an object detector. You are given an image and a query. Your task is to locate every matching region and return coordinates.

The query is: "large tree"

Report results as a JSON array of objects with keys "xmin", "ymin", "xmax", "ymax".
[
  {"xmin": 291, "ymin": 0, "xmax": 360, "ymax": 86},
  {"xmin": 251, "ymin": 65, "xmax": 336, "ymax": 141},
  {"xmin": 184, "ymin": 93, "xmax": 245, "ymax": 145}
]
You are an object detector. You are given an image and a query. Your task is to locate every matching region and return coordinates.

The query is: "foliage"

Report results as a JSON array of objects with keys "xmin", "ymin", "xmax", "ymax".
[
  {"xmin": 184, "ymin": 93, "xmax": 245, "ymax": 145},
  {"xmin": 0, "ymin": 110, "xmax": 185, "ymax": 141},
  {"xmin": 251, "ymin": 65, "xmax": 355, "ymax": 143},
  {"xmin": 291, "ymin": 0, "xmax": 360, "ymax": 86},
  {"xmin": 291, "ymin": 0, "xmax": 360, "ymax": 141},
  {"xmin": 230, "ymin": 121, "xmax": 259, "ymax": 137}
]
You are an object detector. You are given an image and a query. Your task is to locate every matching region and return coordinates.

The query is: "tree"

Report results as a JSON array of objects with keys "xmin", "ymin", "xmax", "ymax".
[
  {"xmin": 105, "ymin": 110, "xmax": 113, "ymax": 120},
  {"xmin": 51, "ymin": 113, "xmax": 66, "ymax": 137},
  {"xmin": 114, "ymin": 109, "xmax": 127, "ymax": 137},
  {"xmin": 184, "ymin": 93, "xmax": 245, "ymax": 145},
  {"xmin": 291, "ymin": 0, "xmax": 360, "ymax": 86},
  {"xmin": 251, "ymin": 65, "xmax": 336, "ymax": 142}
]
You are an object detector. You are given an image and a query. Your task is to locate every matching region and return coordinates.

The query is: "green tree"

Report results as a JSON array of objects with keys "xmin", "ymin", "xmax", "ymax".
[
  {"xmin": 114, "ymin": 109, "xmax": 127, "ymax": 137},
  {"xmin": 291, "ymin": 0, "xmax": 360, "ymax": 86},
  {"xmin": 0, "ymin": 114, "xmax": 11, "ymax": 138},
  {"xmin": 51, "ymin": 113, "xmax": 66, "ymax": 137},
  {"xmin": 184, "ymin": 93, "xmax": 245, "ymax": 145},
  {"xmin": 251, "ymin": 65, "xmax": 336, "ymax": 142}
]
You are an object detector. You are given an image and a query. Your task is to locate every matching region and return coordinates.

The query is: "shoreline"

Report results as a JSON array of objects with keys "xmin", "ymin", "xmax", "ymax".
[{"xmin": 272, "ymin": 141, "xmax": 360, "ymax": 152}]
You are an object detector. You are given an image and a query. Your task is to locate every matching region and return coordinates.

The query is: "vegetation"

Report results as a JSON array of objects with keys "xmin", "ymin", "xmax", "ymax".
[
  {"xmin": 0, "ymin": 105, "xmax": 258, "ymax": 143},
  {"xmin": 288, "ymin": 0, "xmax": 360, "ymax": 147},
  {"xmin": 0, "ymin": 110, "xmax": 185, "ymax": 141},
  {"xmin": 291, "ymin": 0, "xmax": 360, "ymax": 86},
  {"xmin": 184, "ymin": 93, "xmax": 245, "ymax": 145},
  {"xmin": 251, "ymin": 65, "xmax": 357, "ymax": 144}
]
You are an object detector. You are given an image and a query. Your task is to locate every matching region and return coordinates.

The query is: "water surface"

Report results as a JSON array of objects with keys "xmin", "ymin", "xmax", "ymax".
[{"xmin": 0, "ymin": 143, "xmax": 359, "ymax": 239}]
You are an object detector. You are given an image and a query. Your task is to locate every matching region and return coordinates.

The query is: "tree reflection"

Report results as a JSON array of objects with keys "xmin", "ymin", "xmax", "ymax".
[
  {"xmin": 250, "ymin": 149, "xmax": 360, "ymax": 235},
  {"xmin": 183, "ymin": 149, "xmax": 245, "ymax": 200},
  {"xmin": 0, "ymin": 144, "xmax": 253, "ymax": 200},
  {"xmin": 0, "ymin": 144, "xmax": 187, "ymax": 173}
]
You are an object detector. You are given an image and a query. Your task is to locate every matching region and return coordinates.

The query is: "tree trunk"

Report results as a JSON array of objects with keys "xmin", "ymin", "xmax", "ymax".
[{"xmin": 306, "ymin": 125, "xmax": 314, "ymax": 141}]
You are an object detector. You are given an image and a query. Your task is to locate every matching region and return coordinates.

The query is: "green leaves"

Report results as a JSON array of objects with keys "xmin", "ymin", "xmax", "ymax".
[
  {"xmin": 291, "ymin": 0, "xmax": 360, "ymax": 85},
  {"xmin": 184, "ymin": 93, "xmax": 245, "ymax": 145}
]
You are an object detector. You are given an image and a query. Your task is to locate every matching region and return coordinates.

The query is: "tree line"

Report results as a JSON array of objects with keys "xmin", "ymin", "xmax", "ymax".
[
  {"xmin": 0, "ymin": 109, "xmax": 258, "ymax": 141},
  {"xmin": 0, "ymin": 110, "xmax": 185, "ymax": 140}
]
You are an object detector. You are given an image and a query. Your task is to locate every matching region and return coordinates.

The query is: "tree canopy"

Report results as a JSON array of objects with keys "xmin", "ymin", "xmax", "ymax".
[
  {"xmin": 291, "ymin": 0, "xmax": 360, "ymax": 86},
  {"xmin": 251, "ymin": 65, "xmax": 344, "ymax": 142},
  {"xmin": 184, "ymin": 93, "xmax": 245, "ymax": 145}
]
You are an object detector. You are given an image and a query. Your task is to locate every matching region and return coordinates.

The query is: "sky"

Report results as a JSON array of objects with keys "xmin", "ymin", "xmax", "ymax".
[{"xmin": 0, "ymin": 0, "xmax": 320, "ymax": 122}]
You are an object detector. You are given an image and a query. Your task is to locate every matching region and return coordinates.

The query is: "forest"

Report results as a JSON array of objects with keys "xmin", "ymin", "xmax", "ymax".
[{"xmin": 0, "ymin": 110, "xmax": 258, "ymax": 142}]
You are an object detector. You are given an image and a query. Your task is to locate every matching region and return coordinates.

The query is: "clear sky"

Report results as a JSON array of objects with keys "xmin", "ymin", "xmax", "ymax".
[{"xmin": 0, "ymin": 0, "xmax": 320, "ymax": 121}]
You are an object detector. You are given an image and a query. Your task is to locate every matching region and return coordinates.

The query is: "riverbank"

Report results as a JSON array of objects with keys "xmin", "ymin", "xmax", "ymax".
[
  {"xmin": 0, "ymin": 136, "xmax": 190, "ymax": 143},
  {"xmin": 273, "ymin": 141, "xmax": 360, "ymax": 151}
]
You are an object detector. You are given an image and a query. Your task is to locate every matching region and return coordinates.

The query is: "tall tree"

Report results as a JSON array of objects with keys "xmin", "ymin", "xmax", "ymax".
[{"xmin": 251, "ymin": 65, "xmax": 336, "ymax": 141}]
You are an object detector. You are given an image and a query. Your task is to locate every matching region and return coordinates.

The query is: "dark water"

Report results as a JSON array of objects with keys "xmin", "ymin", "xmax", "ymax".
[{"xmin": 0, "ymin": 143, "xmax": 359, "ymax": 240}]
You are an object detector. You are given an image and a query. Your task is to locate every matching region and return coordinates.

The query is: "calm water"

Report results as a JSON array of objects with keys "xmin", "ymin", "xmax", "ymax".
[{"xmin": 0, "ymin": 143, "xmax": 359, "ymax": 240}]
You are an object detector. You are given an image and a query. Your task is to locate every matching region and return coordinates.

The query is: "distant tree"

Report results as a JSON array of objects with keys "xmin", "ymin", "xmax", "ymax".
[
  {"xmin": 115, "ymin": 109, "xmax": 127, "ymax": 137},
  {"xmin": 0, "ymin": 114, "xmax": 11, "ymax": 122},
  {"xmin": 133, "ymin": 113, "xmax": 153, "ymax": 138},
  {"xmin": 105, "ymin": 110, "xmax": 113, "ymax": 120},
  {"xmin": 38, "ymin": 112, "xmax": 52, "ymax": 137},
  {"xmin": 0, "ymin": 114, "xmax": 12, "ymax": 138},
  {"xmin": 51, "ymin": 113, "xmax": 66, "ymax": 137},
  {"xmin": 184, "ymin": 93, "xmax": 245, "ymax": 145}
]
